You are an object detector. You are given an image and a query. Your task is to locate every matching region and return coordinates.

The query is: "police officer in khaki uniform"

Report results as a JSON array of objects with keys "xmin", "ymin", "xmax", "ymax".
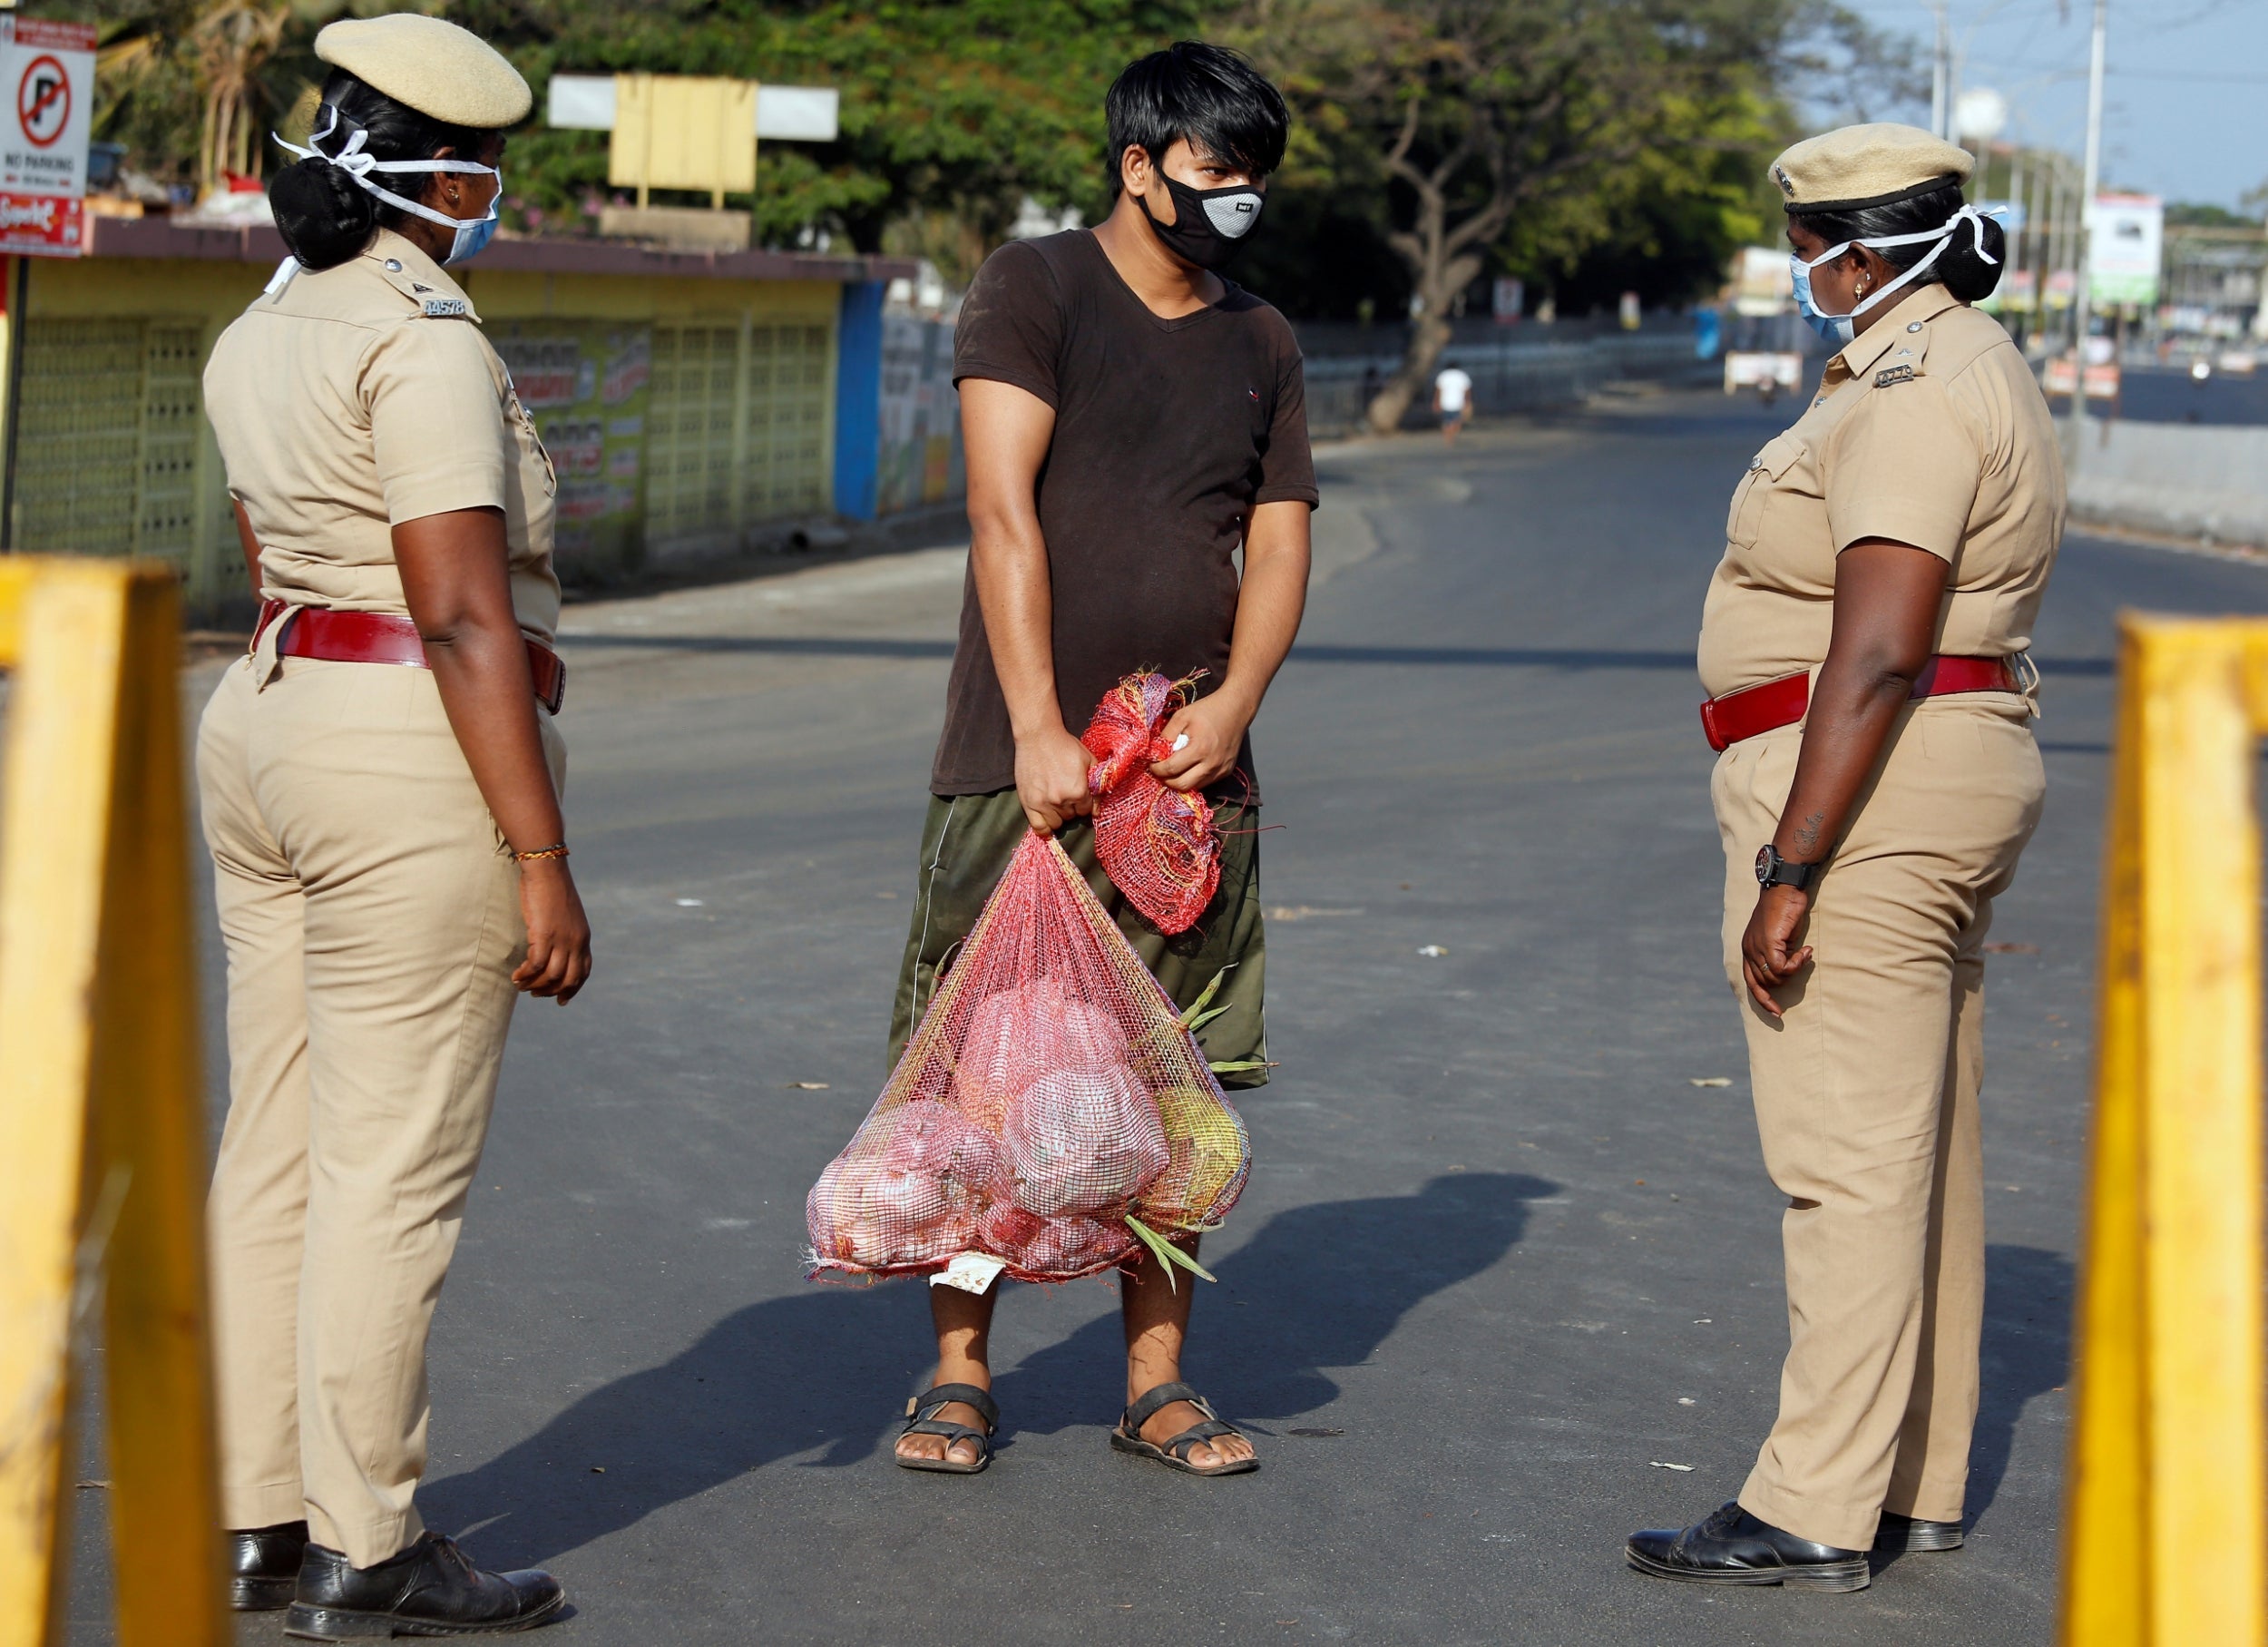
[
  {"xmin": 1628, "ymin": 124, "xmax": 2062, "ymax": 1592},
  {"xmin": 196, "ymin": 15, "xmax": 587, "ymax": 1635}
]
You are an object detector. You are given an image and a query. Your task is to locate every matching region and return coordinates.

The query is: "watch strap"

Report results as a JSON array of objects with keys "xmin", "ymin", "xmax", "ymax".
[{"xmin": 1757, "ymin": 845, "xmax": 1825, "ymax": 890}]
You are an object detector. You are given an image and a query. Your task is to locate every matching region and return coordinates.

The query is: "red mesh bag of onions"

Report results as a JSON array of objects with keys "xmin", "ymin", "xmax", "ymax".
[{"xmin": 806, "ymin": 831, "xmax": 1251, "ymax": 1284}]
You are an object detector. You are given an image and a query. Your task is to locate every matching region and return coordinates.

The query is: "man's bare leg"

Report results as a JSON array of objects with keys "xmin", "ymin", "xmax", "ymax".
[
  {"xmin": 1121, "ymin": 1236, "xmax": 1256, "ymax": 1468},
  {"xmin": 894, "ymin": 1283, "xmax": 997, "ymax": 1467}
]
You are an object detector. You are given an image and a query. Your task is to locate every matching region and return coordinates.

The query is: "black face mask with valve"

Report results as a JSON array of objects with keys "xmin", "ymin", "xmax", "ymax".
[{"xmin": 1137, "ymin": 173, "xmax": 1266, "ymax": 270}]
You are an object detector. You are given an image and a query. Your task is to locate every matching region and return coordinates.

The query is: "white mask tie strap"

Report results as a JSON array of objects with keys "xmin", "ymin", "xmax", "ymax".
[
  {"xmin": 272, "ymin": 105, "xmax": 497, "ymax": 234},
  {"xmin": 1801, "ymin": 203, "xmax": 2004, "ymax": 319}
]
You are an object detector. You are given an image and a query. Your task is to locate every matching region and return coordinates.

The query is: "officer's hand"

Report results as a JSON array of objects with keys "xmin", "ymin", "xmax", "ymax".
[
  {"xmin": 1149, "ymin": 690, "xmax": 1253, "ymax": 794},
  {"xmin": 514, "ymin": 858, "xmax": 592, "ymax": 1004},
  {"xmin": 1014, "ymin": 722, "xmax": 1097, "ymax": 837},
  {"xmin": 1740, "ymin": 885, "xmax": 1813, "ymax": 1017}
]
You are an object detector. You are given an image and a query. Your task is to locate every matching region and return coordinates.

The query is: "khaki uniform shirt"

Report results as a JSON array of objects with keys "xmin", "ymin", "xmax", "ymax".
[
  {"xmin": 1697, "ymin": 282, "xmax": 2064, "ymax": 700},
  {"xmin": 204, "ymin": 228, "xmax": 560, "ymax": 644}
]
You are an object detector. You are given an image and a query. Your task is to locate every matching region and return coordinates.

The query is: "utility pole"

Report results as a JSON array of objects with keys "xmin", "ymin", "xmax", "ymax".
[
  {"xmin": 2009, "ymin": 143, "xmax": 2028, "ymax": 344},
  {"xmin": 1931, "ymin": 2, "xmax": 1951, "ymax": 139},
  {"xmin": 2068, "ymin": 0, "xmax": 2107, "ymax": 446}
]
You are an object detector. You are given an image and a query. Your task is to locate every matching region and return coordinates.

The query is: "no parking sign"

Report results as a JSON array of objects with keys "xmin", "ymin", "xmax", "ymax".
[{"xmin": 0, "ymin": 17, "xmax": 93, "ymax": 257}]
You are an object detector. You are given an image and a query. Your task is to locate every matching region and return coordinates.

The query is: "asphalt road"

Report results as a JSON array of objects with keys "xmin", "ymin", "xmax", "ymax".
[{"xmin": 65, "ymin": 388, "xmax": 2268, "ymax": 1645}]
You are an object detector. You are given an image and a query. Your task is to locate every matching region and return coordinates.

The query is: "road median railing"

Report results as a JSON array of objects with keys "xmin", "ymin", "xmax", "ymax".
[
  {"xmin": 2062, "ymin": 613, "xmax": 2268, "ymax": 1646},
  {"xmin": 0, "ymin": 561, "xmax": 224, "ymax": 1647}
]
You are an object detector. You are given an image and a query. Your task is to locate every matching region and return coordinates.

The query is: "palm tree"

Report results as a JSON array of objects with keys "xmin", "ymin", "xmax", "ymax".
[{"xmin": 193, "ymin": 0, "xmax": 290, "ymax": 193}]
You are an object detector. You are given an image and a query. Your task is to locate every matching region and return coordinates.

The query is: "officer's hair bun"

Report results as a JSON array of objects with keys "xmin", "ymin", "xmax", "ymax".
[
  {"xmin": 1936, "ymin": 211, "xmax": 2006, "ymax": 304},
  {"xmin": 270, "ymin": 155, "xmax": 376, "ymax": 271}
]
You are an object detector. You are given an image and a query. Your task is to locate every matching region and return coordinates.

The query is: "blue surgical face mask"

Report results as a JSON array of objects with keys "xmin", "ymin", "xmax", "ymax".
[
  {"xmin": 443, "ymin": 196, "xmax": 499, "ymax": 266},
  {"xmin": 1789, "ymin": 203, "xmax": 2001, "ymax": 352},
  {"xmin": 1789, "ymin": 254, "xmax": 1854, "ymax": 348},
  {"xmin": 276, "ymin": 106, "xmax": 503, "ymax": 268}
]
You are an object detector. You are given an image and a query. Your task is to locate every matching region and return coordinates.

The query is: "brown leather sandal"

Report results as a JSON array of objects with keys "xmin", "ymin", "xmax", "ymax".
[
  {"xmin": 894, "ymin": 1382, "xmax": 998, "ymax": 1475},
  {"xmin": 1110, "ymin": 1381, "xmax": 1257, "ymax": 1476}
]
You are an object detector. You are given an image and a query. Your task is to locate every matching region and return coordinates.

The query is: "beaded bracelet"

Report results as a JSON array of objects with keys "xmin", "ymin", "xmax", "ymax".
[{"xmin": 513, "ymin": 842, "xmax": 570, "ymax": 864}]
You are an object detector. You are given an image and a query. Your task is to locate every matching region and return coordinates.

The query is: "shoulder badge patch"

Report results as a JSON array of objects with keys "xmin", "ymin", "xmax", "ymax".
[
  {"xmin": 1873, "ymin": 363, "xmax": 1916, "ymax": 388},
  {"xmin": 422, "ymin": 297, "xmax": 469, "ymax": 319}
]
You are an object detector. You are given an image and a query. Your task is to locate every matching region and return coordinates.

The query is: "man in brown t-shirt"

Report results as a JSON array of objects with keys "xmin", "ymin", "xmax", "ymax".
[{"xmin": 886, "ymin": 42, "xmax": 1315, "ymax": 1480}]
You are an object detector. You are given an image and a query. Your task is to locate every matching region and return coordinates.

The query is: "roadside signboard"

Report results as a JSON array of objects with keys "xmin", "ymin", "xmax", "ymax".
[
  {"xmin": 0, "ymin": 17, "xmax": 93, "ymax": 257},
  {"xmin": 2086, "ymin": 193, "xmax": 2163, "ymax": 307}
]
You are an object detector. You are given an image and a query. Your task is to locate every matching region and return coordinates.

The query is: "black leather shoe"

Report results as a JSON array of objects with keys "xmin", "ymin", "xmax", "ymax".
[
  {"xmin": 229, "ymin": 1519, "xmax": 308, "ymax": 1611},
  {"xmin": 284, "ymin": 1532, "xmax": 564, "ymax": 1639},
  {"xmin": 1627, "ymin": 1501, "xmax": 1871, "ymax": 1592},
  {"xmin": 1876, "ymin": 1511, "xmax": 1965, "ymax": 1552}
]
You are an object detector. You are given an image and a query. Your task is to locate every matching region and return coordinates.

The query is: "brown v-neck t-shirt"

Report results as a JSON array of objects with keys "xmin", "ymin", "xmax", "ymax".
[{"xmin": 932, "ymin": 229, "xmax": 1318, "ymax": 797}]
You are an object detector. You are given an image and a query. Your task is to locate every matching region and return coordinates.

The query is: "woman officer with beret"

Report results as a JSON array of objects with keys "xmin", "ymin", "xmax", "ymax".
[
  {"xmin": 1627, "ymin": 123, "xmax": 2062, "ymax": 1592},
  {"xmin": 198, "ymin": 14, "xmax": 586, "ymax": 1635}
]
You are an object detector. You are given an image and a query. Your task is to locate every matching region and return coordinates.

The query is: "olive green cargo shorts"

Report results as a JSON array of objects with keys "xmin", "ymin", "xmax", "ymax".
[{"xmin": 887, "ymin": 789, "xmax": 1268, "ymax": 1088}]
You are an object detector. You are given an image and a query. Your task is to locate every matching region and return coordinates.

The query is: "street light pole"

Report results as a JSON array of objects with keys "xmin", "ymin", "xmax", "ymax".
[{"xmin": 2068, "ymin": 0, "xmax": 2107, "ymax": 445}]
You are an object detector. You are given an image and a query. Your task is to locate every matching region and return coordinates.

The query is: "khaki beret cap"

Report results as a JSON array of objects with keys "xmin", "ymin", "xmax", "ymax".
[
  {"xmin": 315, "ymin": 15, "xmax": 532, "ymax": 130},
  {"xmin": 1770, "ymin": 123, "xmax": 1974, "ymax": 214}
]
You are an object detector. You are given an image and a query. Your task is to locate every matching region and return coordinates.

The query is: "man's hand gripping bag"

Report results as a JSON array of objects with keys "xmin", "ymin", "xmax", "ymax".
[{"xmin": 806, "ymin": 832, "xmax": 1251, "ymax": 1282}]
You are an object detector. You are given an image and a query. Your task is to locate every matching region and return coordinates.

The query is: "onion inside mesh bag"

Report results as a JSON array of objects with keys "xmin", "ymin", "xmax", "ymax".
[
  {"xmin": 954, "ymin": 985, "xmax": 1132, "ymax": 1132},
  {"xmin": 1005, "ymin": 1064, "xmax": 1168, "ymax": 1217},
  {"xmin": 807, "ymin": 1103, "xmax": 1004, "ymax": 1270}
]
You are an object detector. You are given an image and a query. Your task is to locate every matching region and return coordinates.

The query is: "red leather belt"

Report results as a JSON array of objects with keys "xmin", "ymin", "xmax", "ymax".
[
  {"xmin": 1700, "ymin": 654, "xmax": 2019, "ymax": 752},
  {"xmin": 255, "ymin": 599, "xmax": 565, "ymax": 715}
]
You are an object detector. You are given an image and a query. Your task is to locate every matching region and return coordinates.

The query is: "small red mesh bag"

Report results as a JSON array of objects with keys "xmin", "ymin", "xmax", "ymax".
[
  {"xmin": 1081, "ymin": 672, "xmax": 1221, "ymax": 936},
  {"xmin": 807, "ymin": 832, "xmax": 1251, "ymax": 1283}
]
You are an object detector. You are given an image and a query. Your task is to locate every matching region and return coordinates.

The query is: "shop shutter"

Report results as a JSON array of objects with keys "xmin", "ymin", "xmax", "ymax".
[
  {"xmin": 15, "ymin": 318, "xmax": 215, "ymax": 583},
  {"xmin": 645, "ymin": 321, "xmax": 739, "ymax": 543}
]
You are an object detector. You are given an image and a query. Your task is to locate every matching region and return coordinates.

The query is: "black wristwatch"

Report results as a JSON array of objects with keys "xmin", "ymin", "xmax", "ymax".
[{"xmin": 1755, "ymin": 844, "xmax": 1825, "ymax": 892}]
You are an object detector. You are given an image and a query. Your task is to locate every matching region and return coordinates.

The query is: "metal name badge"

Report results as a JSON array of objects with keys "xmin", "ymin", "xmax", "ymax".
[
  {"xmin": 1874, "ymin": 364, "xmax": 1916, "ymax": 388},
  {"xmin": 422, "ymin": 297, "xmax": 469, "ymax": 318}
]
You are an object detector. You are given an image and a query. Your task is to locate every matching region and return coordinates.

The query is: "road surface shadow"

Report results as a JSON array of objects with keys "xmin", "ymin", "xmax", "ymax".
[
  {"xmin": 992, "ymin": 1169, "xmax": 1557, "ymax": 1433},
  {"xmin": 1969, "ymin": 1243, "xmax": 2073, "ymax": 1526},
  {"xmin": 419, "ymin": 1172, "xmax": 1551, "ymax": 1567}
]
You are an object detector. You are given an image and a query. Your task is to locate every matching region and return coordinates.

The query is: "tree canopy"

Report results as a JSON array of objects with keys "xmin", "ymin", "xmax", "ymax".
[{"xmin": 84, "ymin": 0, "xmax": 1917, "ymax": 352}]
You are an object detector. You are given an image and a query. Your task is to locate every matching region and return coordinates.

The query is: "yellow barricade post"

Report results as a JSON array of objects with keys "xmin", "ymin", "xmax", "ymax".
[
  {"xmin": 0, "ymin": 561, "xmax": 225, "ymax": 1647},
  {"xmin": 2062, "ymin": 613, "xmax": 2268, "ymax": 1646}
]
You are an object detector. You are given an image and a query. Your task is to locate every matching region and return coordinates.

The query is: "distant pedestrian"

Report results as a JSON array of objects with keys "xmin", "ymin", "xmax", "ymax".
[
  {"xmin": 1629, "ymin": 123, "xmax": 2061, "ymax": 1592},
  {"xmin": 1432, "ymin": 362, "xmax": 1472, "ymax": 443},
  {"xmin": 885, "ymin": 40, "xmax": 1312, "ymax": 1478},
  {"xmin": 199, "ymin": 15, "xmax": 585, "ymax": 1636}
]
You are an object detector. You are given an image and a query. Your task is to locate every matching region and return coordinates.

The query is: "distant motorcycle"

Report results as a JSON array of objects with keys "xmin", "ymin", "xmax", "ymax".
[{"xmin": 1725, "ymin": 350, "xmax": 1802, "ymax": 406}]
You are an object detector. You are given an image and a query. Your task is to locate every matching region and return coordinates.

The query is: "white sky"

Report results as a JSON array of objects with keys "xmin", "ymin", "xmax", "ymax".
[{"xmin": 1841, "ymin": 0, "xmax": 2267, "ymax": 210}]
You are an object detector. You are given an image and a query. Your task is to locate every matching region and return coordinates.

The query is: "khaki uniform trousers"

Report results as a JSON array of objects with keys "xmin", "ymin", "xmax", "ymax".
[
  {"xmin": 1711, "ymin": 697, "xmax": 2043, "ymax": 1553},
  {"xmin": 196, "ymin": 652, "xmax": 562, "ymax": 1566}
]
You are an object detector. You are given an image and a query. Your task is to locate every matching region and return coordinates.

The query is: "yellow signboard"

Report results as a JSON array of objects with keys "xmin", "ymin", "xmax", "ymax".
[{"xmin": 608, "ymin": 74, "xmax": 758, "ymax": 203}]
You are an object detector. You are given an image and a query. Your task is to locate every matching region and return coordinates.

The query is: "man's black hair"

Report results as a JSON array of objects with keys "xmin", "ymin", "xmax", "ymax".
[{"xmin": 1104, "ymin": 42, "xmax": 1289, "ymax": 194}]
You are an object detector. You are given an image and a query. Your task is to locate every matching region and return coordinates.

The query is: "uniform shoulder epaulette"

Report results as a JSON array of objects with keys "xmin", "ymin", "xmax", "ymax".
[
  {"xmin": 1872, "ymin": 320, "xmax": 1932, "ymax": 388},
  {"xmin": 366, "ymin": 251, "xmax": 476, "ymax": 321}
]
